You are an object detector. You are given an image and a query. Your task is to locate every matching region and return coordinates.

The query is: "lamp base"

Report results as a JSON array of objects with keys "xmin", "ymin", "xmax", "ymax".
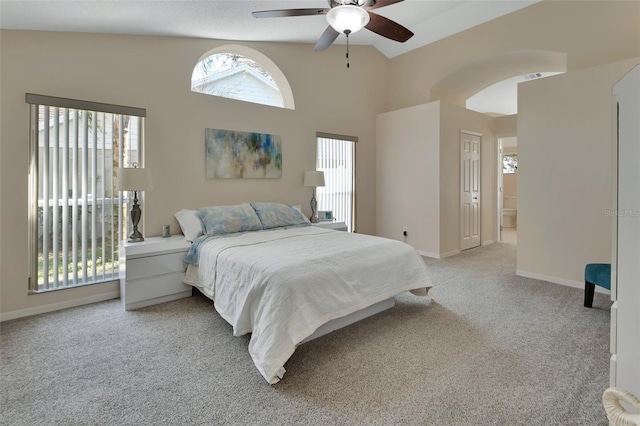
[
  {"xmin": 309, "ymin": 190, "xmax": 320, "ymax": 223},
  {"xmin": 128, "ymin": 225, "xmax": 144, "ymax": 242},
  {"xmin": 128, "ymin": 193, "xmax": 144, "ymax": 243},
  {"xmin": 128, "ymin": 232, "xmax": 145, "ymax": 243}
]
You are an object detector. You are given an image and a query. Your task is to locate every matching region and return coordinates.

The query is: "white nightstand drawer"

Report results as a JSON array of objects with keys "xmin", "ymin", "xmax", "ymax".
[
  {"xmin": 126, "ymin": 251, "xmax": 186, "ymax": 280},
  {"xmin": 123, "ymin": 272, "xmax": 190, "ymax": 304}
]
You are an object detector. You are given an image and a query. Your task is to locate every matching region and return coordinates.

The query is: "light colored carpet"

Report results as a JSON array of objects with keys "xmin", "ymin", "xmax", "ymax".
[{"xmin": 1, "ymin": 243, "xmax": 611, "ymax": 425}]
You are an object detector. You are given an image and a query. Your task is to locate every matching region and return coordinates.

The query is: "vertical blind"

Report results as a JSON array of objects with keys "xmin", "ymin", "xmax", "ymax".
[
  {"xmin": 27, "ymin": 94, "xmax": 145, "ymax": 292},
  {"xmin": 316, "ymin": 133, "xmax": 356, "ymax": 232}
]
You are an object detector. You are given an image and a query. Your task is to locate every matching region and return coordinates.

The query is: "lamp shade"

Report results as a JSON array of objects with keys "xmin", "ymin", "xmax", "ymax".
[
  {"xmin": 303, "ymin": 170, "xmax": 325, "ymax": 187},
  {"xmin": 326, "ymin": 5, "xmax": 370, "ymax": 34},
  {"xmin": 117, "ymin": 167, "xmax": 153, "ymax": 191}
]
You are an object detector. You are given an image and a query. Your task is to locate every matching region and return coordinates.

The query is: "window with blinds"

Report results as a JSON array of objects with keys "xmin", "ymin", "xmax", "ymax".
[
  {"xmin": 316, "ymin": 133, "xmax": 356, "ymax": 232},
  {"xmin": 27, "ymin": 94, "xmax": 145, "ymax": 292}
]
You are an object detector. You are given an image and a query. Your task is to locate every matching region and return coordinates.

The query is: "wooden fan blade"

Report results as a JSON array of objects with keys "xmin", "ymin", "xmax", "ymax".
[
  {"xmin": 365, "ymin": 12, "xmax": 413, "ymax": 42},
  {"xmin": 365, "ymin": 0, "xmax": 405, "ymax": 11},
  {"xmin": 252, "ymin": 8, "xmax": 329, "ymax": 19},
  {"xmin": 314, "ymin": 26, "xmax": 340, "ymax": 51}
]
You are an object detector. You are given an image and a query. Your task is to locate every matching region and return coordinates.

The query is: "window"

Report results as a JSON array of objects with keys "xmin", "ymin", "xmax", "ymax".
[
  {"xmin": 191, "ymin": 45, "xmax": 295, "ymax": 110},
  {"xmin": 503, "ymin": 153, "xmax": 518, "ymax": 174},
  {"xmin": 27, "ymin": 94, "xmax": 145, "ymax": 292},
  {"xmin": 316, "ymin": 133, "xmax": 356, "ymax": 232}
]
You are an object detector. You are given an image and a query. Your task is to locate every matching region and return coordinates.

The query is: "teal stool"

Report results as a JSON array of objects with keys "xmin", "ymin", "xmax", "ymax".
[{"xmin": 584, "ymin": 263, "xmax": 611, "ymax": 308}]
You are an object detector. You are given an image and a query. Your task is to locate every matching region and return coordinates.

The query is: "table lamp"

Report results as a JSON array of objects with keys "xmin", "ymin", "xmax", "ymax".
[
  {"xmin": 117, "ymin": 164, "xmax": 152, "ymax": 242},
  {"xmin": 303, "ymin": 170, "xmax": 325, "ymax": 223}
]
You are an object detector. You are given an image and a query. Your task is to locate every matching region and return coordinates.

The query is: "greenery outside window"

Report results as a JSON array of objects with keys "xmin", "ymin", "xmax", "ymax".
[
  {"xmin": 503, "ymin": 153, "xmax": 517, "ymax": 174},
  {"xmin": 191, "ymin": 45, "xmax": 295, "ymax": 110},
  {"xmin": 27, "ymin": 94, "xmax": 145, "ymax": 292}
]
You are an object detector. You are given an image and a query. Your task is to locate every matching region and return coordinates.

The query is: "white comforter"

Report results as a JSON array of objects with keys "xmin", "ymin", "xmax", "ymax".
[{"xmin": 183, "ymin": 226, "xmax": 431, "ymax": 384}]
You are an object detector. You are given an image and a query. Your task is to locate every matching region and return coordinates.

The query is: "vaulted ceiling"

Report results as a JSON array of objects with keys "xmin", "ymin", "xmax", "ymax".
[
  {"xmin": 1, "ymin": 0, "xmax": 552, "ymax": 115},
  {"xmin": 0, "ymin": 0, "xmax": 539, "ymax": 58}
]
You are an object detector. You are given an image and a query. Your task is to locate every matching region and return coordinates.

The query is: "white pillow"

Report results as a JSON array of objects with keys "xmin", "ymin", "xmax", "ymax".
[{"xmin": 174, "ymin": 209, "xmax": 203, "ymax": 242}]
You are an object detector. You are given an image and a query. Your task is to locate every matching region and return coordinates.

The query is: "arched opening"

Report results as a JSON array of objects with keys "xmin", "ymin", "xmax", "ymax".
[{"xmin": 430, "ymin": 50, "xmax": 567, "ymax": 114}]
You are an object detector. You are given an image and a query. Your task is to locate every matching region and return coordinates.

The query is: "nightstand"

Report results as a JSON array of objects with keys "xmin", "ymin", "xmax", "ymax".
[
  {"xmin": 312, "ymin": 221, "xmax": 348, "ymax": 231},
  {"xmin": 119, "ymin": 235, "xmax": 192, "ymax": 310}
]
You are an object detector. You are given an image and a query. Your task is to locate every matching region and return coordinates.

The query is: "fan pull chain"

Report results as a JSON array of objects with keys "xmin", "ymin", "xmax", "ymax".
[{"xmin": 345, "ymin": 29, "xmax": 351, "ymax": 68}]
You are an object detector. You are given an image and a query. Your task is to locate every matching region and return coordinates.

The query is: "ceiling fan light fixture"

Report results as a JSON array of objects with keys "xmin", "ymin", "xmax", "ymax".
[{"xmin": 326, "ymin": 5, "xmax": 370, "ymax": 34}]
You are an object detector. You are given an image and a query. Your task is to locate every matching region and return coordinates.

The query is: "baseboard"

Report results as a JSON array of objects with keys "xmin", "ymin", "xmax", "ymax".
[
  {"xmin": 610, "ymin": 302, "xmax": 617, "ymax": 354},
  {"xmin": 0, "ymin": 291, "xmax": 120, "ymax": 322},
  {"xmin": 123, "ymin": 290, "xmax": 192, "ymax": 311},
  {"xmin": 418, "ymin": 249, "xmax": 460, "ymax": 259},
  {"xmin": 439, "ymin": 249, "xmax": 461, "ymax": 258},
  {"xmin": 426, "ymin": 244, "xmax": 512, "ymax": 257},
  {"xmin": 418, "ymin": 250, "xmax": 440, "ymax": 259},
  {"xmin": 610, "ymin": 354, "xmax": 617, "ymax": 388},
  {"xmin": 515, "ymin": 269, "xmax": 611, "ymax": 294}
]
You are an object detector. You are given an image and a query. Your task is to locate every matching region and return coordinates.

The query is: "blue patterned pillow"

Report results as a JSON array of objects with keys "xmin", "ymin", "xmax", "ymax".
[
  {"xmin": 250, "ymin": 202, "xmax": 310, "ymax": 229},
  {"xmin": 198, "ymin": 203, "xmax": 263, "ymax": 235}
]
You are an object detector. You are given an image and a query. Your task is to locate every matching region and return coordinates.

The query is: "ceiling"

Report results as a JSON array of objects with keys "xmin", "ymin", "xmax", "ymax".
[
  {"xmin": 0, "ymin": 0, "xmax": 539, "ymax": 59},
  {"xmin": 466, "ymin": 71, "xmax": 563, "ymax": 116},
  {"xmin": 1, "ymin": 0, "xmax": 547, "ymax": 115}
]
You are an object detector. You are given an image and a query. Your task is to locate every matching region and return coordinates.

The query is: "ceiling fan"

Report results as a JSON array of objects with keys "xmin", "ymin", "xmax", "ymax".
[{"xmin": 252, "ymin": 0, "xmax": 414, "ymax": 52}]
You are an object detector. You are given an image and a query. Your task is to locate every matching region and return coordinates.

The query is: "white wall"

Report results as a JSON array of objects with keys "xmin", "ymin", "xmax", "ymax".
[
  {"xmin": 612, "ymin": 63, "xmax": 640, "ymax": 400},
  {"xmin": 376, "ymin": 102, "xmax": 440, "ymax": 256},
  {"xmin": 494, "ymin": 115, "xmax": 517, "ymax": 136},
  {"xmin": 387, "ymin": 1, "xmax": 640, "ymax": 110},
  {"xmin": 440, "ymin": 102, "xmax": 496, "ymax": 252},
  {"xmin": 516, "ymin": 57, "xmax": 640, "ymax": 287},
  {"xmin": 2, "ymin": 1, "xmax": 639, "ymax": 319},
  {"xmin": 0, "ymin": 30, "xmax": 388, "ymax": 318},
  {"xmin": 376, "ymin": 101, "xmax": 496, "ymax": 257}
]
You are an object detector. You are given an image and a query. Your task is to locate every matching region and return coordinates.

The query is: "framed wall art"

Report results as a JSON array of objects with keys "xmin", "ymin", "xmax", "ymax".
[{"xmin": 205, "ymin": 128, "xmax": 282, "ymax": 179}]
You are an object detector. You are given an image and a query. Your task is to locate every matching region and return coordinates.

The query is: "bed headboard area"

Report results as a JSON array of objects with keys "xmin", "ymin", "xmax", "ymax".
[{"xmin": 175, "ymin": 202, "xmax": 309, "ymax": 242}]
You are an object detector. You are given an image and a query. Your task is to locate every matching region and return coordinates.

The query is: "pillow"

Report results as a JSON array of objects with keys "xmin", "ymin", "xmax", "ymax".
[
  {"xmin": 250, "ymin": 202, "xmax": 310, "ymax": 229},
  {"xmin": 198, "ymin": 203, "xmax": 263, "ymax": 235},
  {"xmin": 174, "ymin": 209, "xmax": 203, "ymax": 242}
]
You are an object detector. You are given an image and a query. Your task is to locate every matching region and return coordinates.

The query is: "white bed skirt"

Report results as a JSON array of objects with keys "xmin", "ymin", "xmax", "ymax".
[{"xmin": 185, "ymin": 264, "xmax": 428, "ymax": 344}]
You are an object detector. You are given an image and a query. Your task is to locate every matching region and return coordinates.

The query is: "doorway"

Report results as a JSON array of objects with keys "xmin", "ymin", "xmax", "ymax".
[{"xmin": 497, "ymin": 136, "xmax": 518, "ymax": 244}]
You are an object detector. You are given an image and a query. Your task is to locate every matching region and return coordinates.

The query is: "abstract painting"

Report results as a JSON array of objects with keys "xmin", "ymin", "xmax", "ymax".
[{"xmin": 205, "ymin": 128, "xmax": 282, "ymax": 179}]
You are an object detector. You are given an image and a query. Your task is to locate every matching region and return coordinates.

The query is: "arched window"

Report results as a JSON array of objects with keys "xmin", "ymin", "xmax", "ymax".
[{"xmin": 191, "ymin": 45, "xmax": 295, "ymax": 110}]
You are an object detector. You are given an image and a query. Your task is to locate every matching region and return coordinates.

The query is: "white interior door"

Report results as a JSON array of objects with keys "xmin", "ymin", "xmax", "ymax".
[{"xmin": 461, "ymin": 132, "xmax": 481, "ymax": 250}]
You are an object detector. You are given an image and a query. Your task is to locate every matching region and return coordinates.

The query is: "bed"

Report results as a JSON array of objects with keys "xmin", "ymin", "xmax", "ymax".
[{"xmin": 177, "ymin": 202, "xmax": 432, "ymax": 384}]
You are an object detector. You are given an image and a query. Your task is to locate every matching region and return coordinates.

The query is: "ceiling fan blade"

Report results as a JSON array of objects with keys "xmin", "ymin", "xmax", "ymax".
[
  {"xmin": 314, "ymin": 26, "xmax": 340, "ymax": 51},
  {"xmin": 365, "ymin": 12, "xmax": 414, "ymax": 42},
  {"xmin": 252, "ymin": 8, "xmax": 329, "ymax": 19},
  {"xmin": 364, "ymin": 0, "xmax": 405, "ymax": 11}
]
